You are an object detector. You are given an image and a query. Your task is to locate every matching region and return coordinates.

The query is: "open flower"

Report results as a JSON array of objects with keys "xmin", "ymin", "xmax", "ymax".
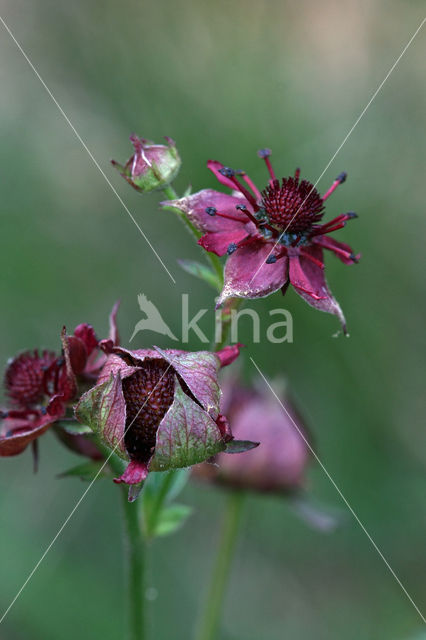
[
  {"xmin": 163, "ymin": 150, "xmax": 360, "ymax": 332},
  {"xmin": 111, "ymin": 135, "xmax": 181, "ymax": 193},
  {"xmin": 0, "ymin": 304, "xmax": 119, "ymax": 459},
  {"xmin": 75, "ymin": 343, "xmax": 256, "ymax": 496},
  {"xmin": 193, "ymin": 377, "xmax": 310, "ymax": 493},
  {"xmin": 0, "ymin": 342, "xmax": 76, "ymax": 459}
]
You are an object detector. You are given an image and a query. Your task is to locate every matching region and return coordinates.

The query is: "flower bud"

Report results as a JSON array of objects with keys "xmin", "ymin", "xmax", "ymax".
[
  {"xmin": 75, "ymin": 344, "xmax": 256, "ymax": 499},
  {"xmin": 111, "ymin": 135, "xmax": 181, "ymax": 193},
  {"xmin": 193, "ymin": 378, "xmax": 310, "ymax": 493}
]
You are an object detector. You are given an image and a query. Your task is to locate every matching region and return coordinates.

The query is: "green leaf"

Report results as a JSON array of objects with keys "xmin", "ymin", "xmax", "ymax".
[
  {"xmin": 225, "ymin": 439, "xmax": 260, "ymax": 453},
  {"xmin": 153, "ymin": 504, "xmax": 193, "ymax": 537},
  {"xmin": 177, "ymin": 259, "xmax": 221, "ymax": 290},
  {"xmin": 58, "ymin": 460, "xmax": 106, "ymax": 482}
]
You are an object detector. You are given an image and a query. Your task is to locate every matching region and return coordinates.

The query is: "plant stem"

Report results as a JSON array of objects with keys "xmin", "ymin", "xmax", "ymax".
[
  {"xmin": 195, "ymin": 491, "xmax": 245, "ymax": 640},
  {"xmin": 121, "ymin": 486, "xmax": 146, "ymax": 640},
  {"xmin": 211, "ymin": 297, "xmax": 245, "ymax": 351}
]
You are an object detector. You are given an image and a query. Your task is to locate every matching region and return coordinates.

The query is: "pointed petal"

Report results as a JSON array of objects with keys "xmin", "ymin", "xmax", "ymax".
[
  {"xmin": 161, "ymin": 189, "xmax": 250, "ymax": 233},
  {"xmin": 215, "ymin": 344, "xmax": 243, "ymax": 368},
  {"xmin": 218, "ymin": 242, "xmax": 289, "ymax": 306},
  {"xmin": 108, "ymin": 301, "xmax": 120, "ymax": 345},
  {"xmin": 154, "ymin": 347, "xmax": 221, "ymax": 418},
  {"xmin": 289, "ymin": 246, "xmax": 347, "ymax": 331},
  {"xmin": 0, "ymin": 412, "xmax": 61, "ymax": 457},
  {"xmin": 198, "ymin": 228, "xmax": 249, "ymax": 257},
  {"xmin": 75, "ymin": 373, "xmax": 128, "ymax": 458},
  {"xmin": 113, "ymin": 459, "xmax": 149, "ymax": 485},
  {"xmin": 149, "ymin": 378, "xmax": 226, "ymax": 471},
  {"xmin": 73, "ymin": 324, "xmax": 98, "ymax": 356},
  {"xmin": 314, "ymin": 235, "xmax": 360, "ymax": 265},
  {"xmin": 97, "ymin": 353, "xmax": 140, "ymax": 385}
]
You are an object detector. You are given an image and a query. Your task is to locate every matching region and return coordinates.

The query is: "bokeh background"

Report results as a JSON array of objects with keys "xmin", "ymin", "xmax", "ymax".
[{"xmin": 0, "ymin": 0, "xmax": 425, "ymax": 638}]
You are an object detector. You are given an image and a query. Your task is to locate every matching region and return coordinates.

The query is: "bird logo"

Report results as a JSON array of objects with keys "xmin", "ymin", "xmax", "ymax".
[{"xmin": 130, "ymin": 294, "xmax": 178, "ymax": 342}]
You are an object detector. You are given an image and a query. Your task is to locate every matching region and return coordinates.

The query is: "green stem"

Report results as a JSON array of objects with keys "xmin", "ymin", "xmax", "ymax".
[
  {"xmin": 211, "ymin": 297, "xmax": 245, "ymax": 351},
  {"xmin": 195, "ymin": 492, "xmax": 245, "ymax": 640},
  {"xmin": 121, "ymin": 486, "xmax": 146, "ymax": 640},
  {"xmin": 95, "ymin": 442, "xmax": 146, "ymax": 640}
]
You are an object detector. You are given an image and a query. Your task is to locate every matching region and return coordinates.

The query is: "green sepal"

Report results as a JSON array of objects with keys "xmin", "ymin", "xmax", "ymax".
[
  {"xmin": 149, "ymin": 378, "xmax": 226, "ymax": 472},
  {"xmin": 225, "ymin": 439, "xmax": 260, "ymax": 453},
  {"xmin": 75, "ymin": 374, "xmax": 128, "ymax": 460}
]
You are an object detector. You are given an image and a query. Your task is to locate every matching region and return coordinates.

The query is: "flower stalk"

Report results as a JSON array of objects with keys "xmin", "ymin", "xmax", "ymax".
[
  {"xmin": 121, "ymin": 486, "xmax": 146, "ymax": 640},
  {"xmin": 195, "ymin": 491, "xmax": 245, "ymax": 640}
]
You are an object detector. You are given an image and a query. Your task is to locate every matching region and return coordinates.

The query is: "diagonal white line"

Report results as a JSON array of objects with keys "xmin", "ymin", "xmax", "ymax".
[
  {"xmin": 0, "ymin": 353, "xmax": 178, "ymax": 625},
  {"xmin": 250, "ymin": 356, "xmax": 426, "ymax": 624},
  {"xmin": 249, "ymin": 16, "xmax": 426, "ymax": 283},
  {"xmin": 0, "ymin": 15, "xmax": 176, "ymax": 285}
]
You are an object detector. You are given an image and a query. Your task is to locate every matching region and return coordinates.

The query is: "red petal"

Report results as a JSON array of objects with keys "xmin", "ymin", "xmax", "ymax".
[
  {"xmin": 215, "ymin": 344, "xmax": 243, "ymax": 368},
  {"xmin": 66, "ymin": 336, "xmax": 88, "ymax": 374},
  {"xmin": 314, "ymin": 235, "xmax": 360, "ymax": 265},
  {"xmin": 113, "ymin": 459, "xmax": 149, "ymax": 485},
  {"xmin": 161, "ymin": 189, "xmax": 250, "ymax": 233},
  {"xmin": 0, "ymin": 411, "xmax": 62, "ymax": 457},
  {"xmin": 108, "ymin": 301, "xmax": 120, "ymax": 346},
  {"xmin": 198, "ymin": 228, "xmax": 249, "ymax": 257},
  {"xmin": 289, "ymin": 246, "xmax": 347, "ymax": 331},
  {"xmin": 217, "ymin": 242, "xmax": 289, "ymax": 306},
  {"xmin": 73, "ymin": 324, "xmax": 98, "ymax": 356}
]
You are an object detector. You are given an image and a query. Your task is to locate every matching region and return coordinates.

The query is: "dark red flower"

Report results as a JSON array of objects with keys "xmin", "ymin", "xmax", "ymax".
[
  {"xmin": 75, "ymin": 343, "xmax": 256, "ymax": 499},
  {"xmin": 0, "ymin": 303, "xmax": 120, "ymax": 458},
  {"xmin": 163, "ymin": 150, "xmax": 360, "ymax": 332},
  {"xmin": 193, "ymin": 377, "xmax": 310, "ymax": 493}
]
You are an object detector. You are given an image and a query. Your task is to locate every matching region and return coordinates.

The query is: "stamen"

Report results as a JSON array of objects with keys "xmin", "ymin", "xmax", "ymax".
[
  {"xmin": 206, "ymin": 206, "xmax": 249, "ymax": 223},
  {"xmin": 227, "ymin": 243, "xmax": 237, "ymax": 255},
  {"xmin": 322, "ymin": 171, "xmax": 347, "ymax": 201},
  {"xmin": 239, "ymin": 171, "xmax": 262, "ymax": 200},
  {"xmin": 218, "ymin": 167, "xmax": 236, "ymax": 178},
  {"xmin": 311, "ymin": 212, "xmax": 357, "ymax": 236},
  {"xmin": 257, "ymin": 148, "xmax": 276, "ymax": 182},
  {"xmin": 294, "ymin": 167, "xmax": 301, "ymax": 181},
  {"xmin": 266, "ymin": 255, "xmax": 277, "ymax": 264}
]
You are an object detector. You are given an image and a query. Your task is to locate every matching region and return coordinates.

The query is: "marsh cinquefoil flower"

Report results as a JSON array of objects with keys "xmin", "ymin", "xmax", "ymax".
[
  {"xmin": 75, "ymin": 344, "xmax": 255, "ymax": 493},
  {"xmin": 164, "ymin": 150, "xmax": 360, "ymax": 331},
  {"xmin": 194, "ymin": 377, "xmax": 310, "ymax": 493},
  {"xmin": 0, "ymin": 304, "xmax": 119, "ymax": 460}
]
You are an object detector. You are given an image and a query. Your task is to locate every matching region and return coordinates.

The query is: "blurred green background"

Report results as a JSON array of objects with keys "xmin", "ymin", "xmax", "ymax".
[{"xmin": 0, "ymin": 0, "xmax": 425, "ymax": 638}]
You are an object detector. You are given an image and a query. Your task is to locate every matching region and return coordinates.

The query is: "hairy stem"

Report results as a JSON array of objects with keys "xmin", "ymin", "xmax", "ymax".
[
  {"xmin": 211, "ymin": 297, "xmax": 245, "ymax": 351},
  {"xmin": 121, "ymin": 486, "xmax": 146, "ymax": 640},
  {"xmin": 95, "ymin": 442, "xmax": 147, "ymax": 640},
  {"xmin": 195, "ymin": 492, "xmax": 245, "ymax": 640}
]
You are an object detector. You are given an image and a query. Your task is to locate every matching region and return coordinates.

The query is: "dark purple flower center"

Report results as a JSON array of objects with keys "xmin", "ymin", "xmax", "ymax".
[
  {"xmin": 123, "ymin": 360, "xmax": 175, "ymax": 461},
  {"xmin": 5, "ymin": 350, "xmax": 58, "ymax": 406},
  {"xmin": 261, "ymin": 177, "xmax": 324, "ymax": 234}
]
